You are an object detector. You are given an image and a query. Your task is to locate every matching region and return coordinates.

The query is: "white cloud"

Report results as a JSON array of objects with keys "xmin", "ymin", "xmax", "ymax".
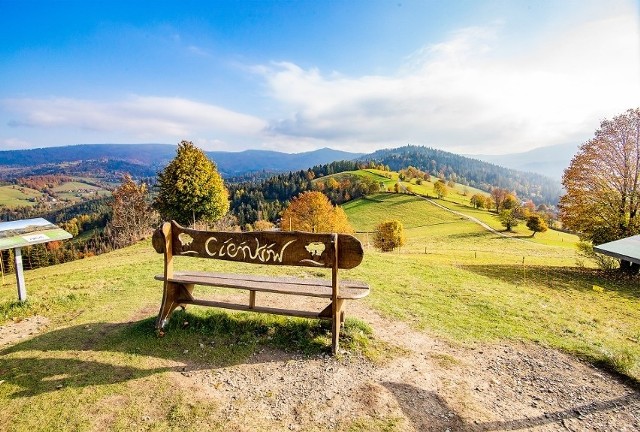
[
  {"xmin": 1, "ymin": 138, "xmax": 32, "ymax": 150},
  {"xmin": 257, "ymin": 4, "xmax": 640, "ymax": 154},
  {"xmin": 3, "ymin": 95, "xmax": 267, "ymax": 149},
  {"xmin": 2, "ymin": 2, "xmax": 637, "ymax": 155}
]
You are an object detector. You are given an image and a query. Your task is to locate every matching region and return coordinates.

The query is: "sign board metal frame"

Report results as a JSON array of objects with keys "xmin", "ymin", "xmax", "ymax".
[{"xmin": 0, "ymin": 218, "xmax": 72, "ymax": 301}]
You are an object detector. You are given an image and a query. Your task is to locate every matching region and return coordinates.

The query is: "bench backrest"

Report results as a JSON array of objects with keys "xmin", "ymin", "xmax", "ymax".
[{"xmin": 152, "ymin": 220, "xmax": 364, "ymax": 270}]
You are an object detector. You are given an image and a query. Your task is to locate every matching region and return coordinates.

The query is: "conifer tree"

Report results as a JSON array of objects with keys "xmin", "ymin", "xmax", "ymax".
[{"xmin": 155, "ymin": 141, "xmax": 229, "ymax": 226}]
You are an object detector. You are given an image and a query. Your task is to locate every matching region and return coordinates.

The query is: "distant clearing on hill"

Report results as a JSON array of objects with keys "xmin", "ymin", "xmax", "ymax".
[{"xmin": 0, "ymin": 185, "xmax": 44, "ymax": 207}]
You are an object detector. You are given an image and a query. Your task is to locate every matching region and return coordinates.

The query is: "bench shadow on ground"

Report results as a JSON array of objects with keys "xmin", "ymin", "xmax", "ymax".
[
  {"xmin": 0, "ymin": 310, "xmax": 341, "ymax": 398},
  {"xmin": 383, "ymin": 382, "xmax": 640, "ymax": 432},
  {"xmin": 461, "ymin": 264, "xmax": 640, "ymax": 300}
]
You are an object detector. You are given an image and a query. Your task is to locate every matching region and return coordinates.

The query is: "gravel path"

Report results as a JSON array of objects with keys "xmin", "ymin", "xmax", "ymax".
[
  {"xmin": 1, "ymin": 307, "xmax": 638, "ymax": 431},
  {"xmin": 172, "ymin": 300, "xmax": 640, "ymax": 431}
]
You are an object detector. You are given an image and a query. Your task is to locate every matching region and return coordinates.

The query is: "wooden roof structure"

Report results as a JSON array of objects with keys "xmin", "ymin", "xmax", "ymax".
[{"xmin": 593, "ymin": 235, "xmax": 640, "ymax": 265}]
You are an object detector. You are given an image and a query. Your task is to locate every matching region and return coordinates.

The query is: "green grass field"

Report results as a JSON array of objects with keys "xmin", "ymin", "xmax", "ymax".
[
  {"xmin": 342, "ymin": 193, "xmax": 639, "ymax": 378},
  {"xmin": 0, "ymin": 190, "xmax": 638, "ymax": 430},
  {"xmin": 0, "ymin": 185, "xmax": 44, "ymax": 208},
  {"xmin": 51, "ymin": 181, "xmax": 102, "ymax": 193}
]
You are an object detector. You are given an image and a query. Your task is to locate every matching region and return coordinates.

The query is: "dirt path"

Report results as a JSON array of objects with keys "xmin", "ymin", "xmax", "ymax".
[
  {"xmin": 1, "ymin": 307, "xmax": 638, "ymax": 431},
  {"xmin": 173, "ymin": 298, "xmax": 639, "ymax": 431},
  {"xmin": 411, "ymin": 192, "xmax": 527, "ymax": 242}
]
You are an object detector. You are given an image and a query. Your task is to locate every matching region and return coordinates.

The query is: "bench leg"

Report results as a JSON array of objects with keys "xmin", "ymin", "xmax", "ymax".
[
  {"xmin": 156, "ymin": 282, "xmax": 194, "ymax": 333},
  {"xmin": 249, "ymin": 290, "xmax": 256, "ymax": 309},
  {"xmin": 331, "ymin": 299, "xmax": 345, "ymax": 355}
]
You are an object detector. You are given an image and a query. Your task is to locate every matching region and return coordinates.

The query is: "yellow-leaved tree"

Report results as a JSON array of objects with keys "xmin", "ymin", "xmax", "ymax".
[
  {"xmin": 373, "ymin": 220, "xmax": 406, "ymax": 252},
  {"xmin": 280, "ymin": 191, "xmax": 353, "ymax": 234}
]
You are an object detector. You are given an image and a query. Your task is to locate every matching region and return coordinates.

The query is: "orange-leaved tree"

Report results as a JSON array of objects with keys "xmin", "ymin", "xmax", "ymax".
[
  {"xmin": 560, "ymin": 108, "xmax": 640, "ymax": 272},
  {"xmin": 280, "ymin": 191, "xmax": 353, "ymax": 234},
  {"xmin": 109, "ymin": 174, "xmax": 157, "ymax": 247},
  {"xmin": 560, "ymin": 108, "xmax": 640, "ymax": 245}
]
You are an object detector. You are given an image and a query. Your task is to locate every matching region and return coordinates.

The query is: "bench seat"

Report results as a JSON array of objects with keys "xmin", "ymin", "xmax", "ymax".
[{"xmin": 155, "ymin": 271, "xmax": 370, "ymax": 299}]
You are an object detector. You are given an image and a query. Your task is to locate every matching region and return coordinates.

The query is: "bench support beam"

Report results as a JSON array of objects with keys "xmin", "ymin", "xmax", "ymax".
[{"xmin": 156, "ymin": 282, "xmax": 194, "ymax": 331}]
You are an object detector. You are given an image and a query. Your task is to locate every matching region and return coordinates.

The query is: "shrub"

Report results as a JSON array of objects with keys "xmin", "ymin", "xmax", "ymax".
[{"xmin": 373, "ymin": 220, "xmax": 406, "ymax": 252}]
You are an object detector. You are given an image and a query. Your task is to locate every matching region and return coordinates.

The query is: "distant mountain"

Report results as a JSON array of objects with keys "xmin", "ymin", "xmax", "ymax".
[
  {"xmin": 207, "ymin": 147, "xmax": 364, "ymax": 176},
  {"xmin": 0, "ymin": 144, "xmax": 364, "ymax": 178},
  {"xmin": 0, "ymin": 144, "xmax": 176, "ymax": 167},
  {"xmin": 360, "ymin": 145, "xmax": 563, "ymax": 204},
  {"xmin": 0, "ymin": 143, "xmax": 562, "ymax": 204},
  {"xmin": 468, "ymin": 143, "xmax": 579, "ymax": 180}
]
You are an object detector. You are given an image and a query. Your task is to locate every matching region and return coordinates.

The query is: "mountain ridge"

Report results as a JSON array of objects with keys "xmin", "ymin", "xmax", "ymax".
[{"xmin": 0, "ymin": 144, "xmax": 365, "ymax": 177}]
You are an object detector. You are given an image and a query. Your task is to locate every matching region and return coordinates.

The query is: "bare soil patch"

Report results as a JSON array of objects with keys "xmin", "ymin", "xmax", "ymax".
[
  {"xmin": 172, "ymin": 297, "xmax": 640, "ymax": 431},
  {"xmin": 1, "ymin": 301, "xmax": 638, "ymax": 431},
  {"xmin": 0, "ymin": 315, "xmax": 49, "ymax": 348}
]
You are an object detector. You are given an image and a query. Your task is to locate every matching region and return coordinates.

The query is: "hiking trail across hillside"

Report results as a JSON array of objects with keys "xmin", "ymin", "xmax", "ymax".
[{"xmin": 411, "ymin": 192, "xmax": 529, "ymax": 241}]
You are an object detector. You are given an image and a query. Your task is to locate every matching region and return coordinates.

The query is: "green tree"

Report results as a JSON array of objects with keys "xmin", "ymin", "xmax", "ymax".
[
  {"xmin": 526, "ymin": 214, "xmax": 548, "ymax": 237},
  {"xmin": 154, "ymin": 140, "xmax": 229, "ymax": 226},
  {"xmin": 498, "ymin": 209, "xmax": 519, "ymax": 232},
  {"xmin": 373, "ymin": 220, "xmax": 406, "ymax": 252}
]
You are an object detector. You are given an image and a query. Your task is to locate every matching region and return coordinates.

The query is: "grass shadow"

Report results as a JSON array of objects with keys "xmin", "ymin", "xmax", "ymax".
[
  {"xmin": 0, "ymin": 310, "xmax": 375, "ymax": 398},
  {"xmin": 446, "ymin": 231, "xmax": 493, "ymax": 239},
  {"xmin": 461, "ymin": 264, "xmax": 640, "ymax": 300}
]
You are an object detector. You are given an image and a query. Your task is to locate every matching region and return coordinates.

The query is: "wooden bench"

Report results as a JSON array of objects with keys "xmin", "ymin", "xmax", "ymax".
[{"xmin": 151, "ymin": 220, "xmax": 370, "ymax": 354}]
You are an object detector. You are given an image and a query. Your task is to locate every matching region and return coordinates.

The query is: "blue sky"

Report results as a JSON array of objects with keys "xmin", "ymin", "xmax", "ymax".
[{"xmin": 1, "ymin": 0, "xmax": 638, "ymax": 155}]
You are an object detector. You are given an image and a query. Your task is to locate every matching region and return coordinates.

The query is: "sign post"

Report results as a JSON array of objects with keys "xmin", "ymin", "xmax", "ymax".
[
  {"xmin": 0, "ymin": 218, "xmax": 72, "ymax": 302},
  {"xmin": 14, "ymin": 247, "xmax": 26, "ymax": 301}
]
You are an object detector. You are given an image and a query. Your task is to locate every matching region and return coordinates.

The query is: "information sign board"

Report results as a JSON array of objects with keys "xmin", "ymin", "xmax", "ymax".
[
  {"xmin": 0, "ymin": 218, "xmax": 72, "ymax": 301},
  {"xmin": 0, "ymin": 218, "xmax": 72, "ymax": 250}
]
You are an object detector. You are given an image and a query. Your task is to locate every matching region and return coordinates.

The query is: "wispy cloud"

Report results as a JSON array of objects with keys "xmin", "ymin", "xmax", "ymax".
[
  {"xmin": 2, "ymin": 2, "xmax": 637, "ymax": 155},
  {"xmin": 3, "ymin": 95, "xmax": 267, "ymax": 147},
  {"xmin": 258, "ymin": 6, "xmax": 639, "ymax": 154},
  {"xmin": 1, "ymin": 138, "xmax": 32, "ymax": 150}
]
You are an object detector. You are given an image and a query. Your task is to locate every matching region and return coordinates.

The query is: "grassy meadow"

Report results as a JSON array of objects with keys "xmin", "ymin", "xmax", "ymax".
[
  {"xmin": 0, "ymin": 189, "xmax": 639, "ymax": 430},
  {"xmin": 0, "ymin": 185, "xmax": 44, "ymax": 207},
  {"xmin": 0, "ymin": 179, "xmax": 111, "ymax": 209}
]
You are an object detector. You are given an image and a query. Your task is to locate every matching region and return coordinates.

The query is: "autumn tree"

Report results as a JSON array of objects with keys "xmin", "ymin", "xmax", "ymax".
[
  {"xmin": 108, "ymin": 174, "xmax": 157, "ymax": 247},
  {"xmin": 373, "ymin": 220, "xmax": 406, "ymax": 252},
  {"xmin": 154, "ymin": 140, "xmax": 229, "ymax": 226},
  {"xmin": 252, "ymin": 219, "xmax": 275, "ymax": 231},
  {"xmin": 559, "ymin": 108, "xmax": 640, "ymax": 272},
  {"xmin": 502, "ymin": 194, "xmax": 519, "ymax": 210},
  {"xmin": 526, "ymin": 214, "xmax": 548, "ymax": 237},
  {"xmin": 280, "ymin": 191, "xmax": 353, "ymax": 234},
  {"xmin": 470, "ymin": 193, "xmax": 486, "ymax": 209},
  {"xmin": 433, "ymin": 180, "xmax": 448, "ymax": 199},
  {"xmin": 490, "ymin": 188, "xmax": 509, "ymax": 213}
]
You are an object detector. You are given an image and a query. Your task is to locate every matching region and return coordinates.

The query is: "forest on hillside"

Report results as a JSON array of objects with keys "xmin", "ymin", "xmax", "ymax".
[{"xmin": 363, "ymin": 145, "xmax": 562, "ymax": 204}]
